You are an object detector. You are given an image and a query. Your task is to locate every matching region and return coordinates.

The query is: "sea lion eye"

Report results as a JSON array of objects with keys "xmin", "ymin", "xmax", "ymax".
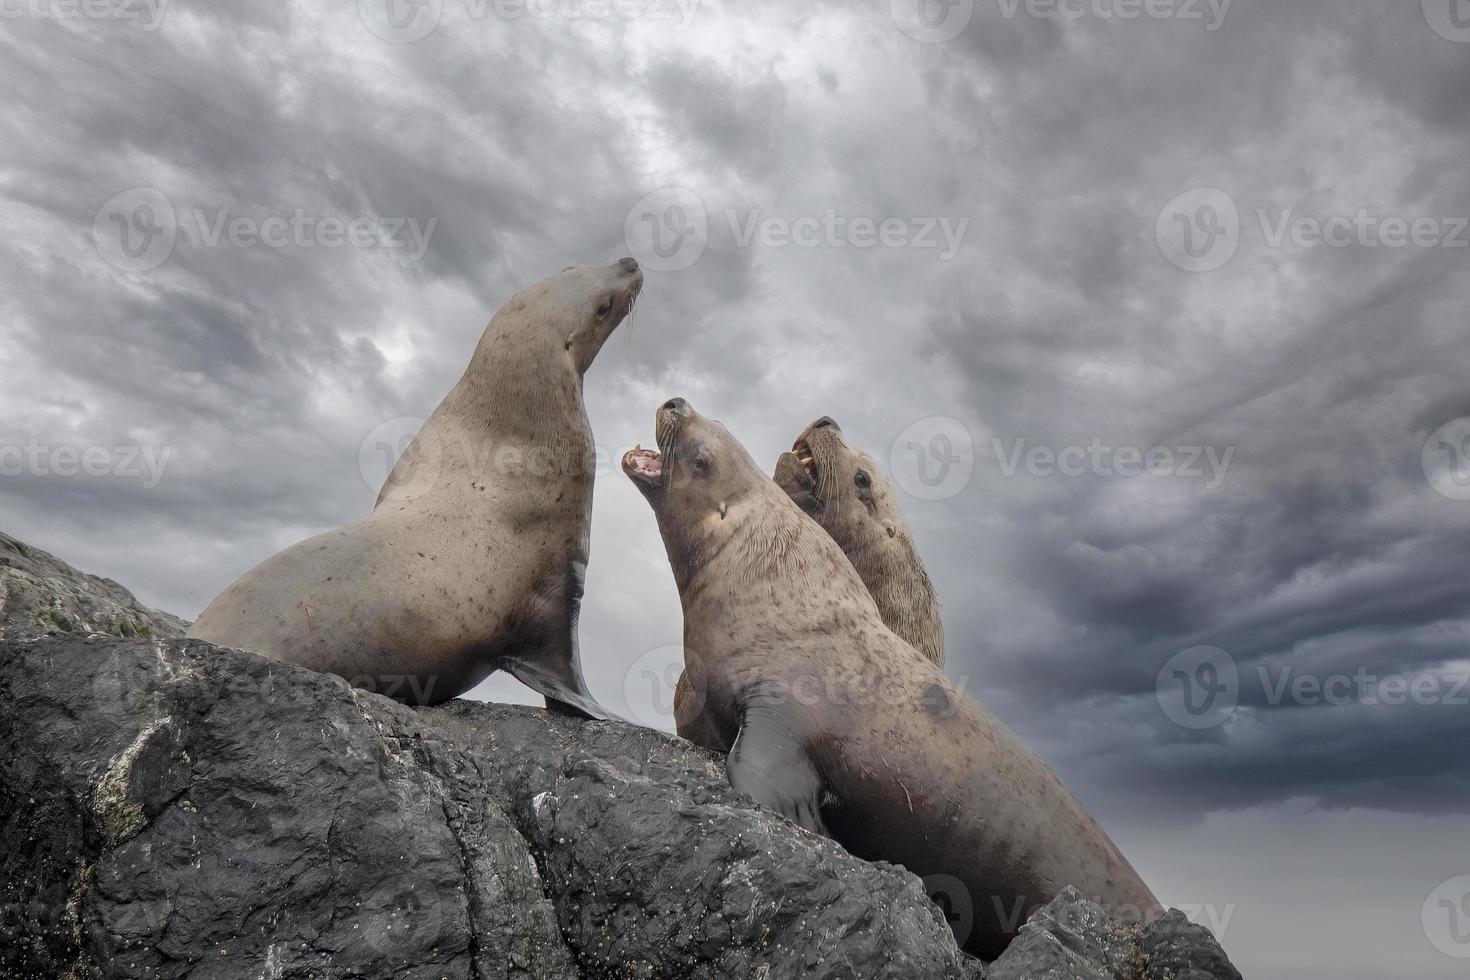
[
  {"xmin": 692, "ymin": 450, "xmax": 711, "ymax": 474},
  {"xmin": 854, "ymin": 469, "xmax": 872, "ymax": 490},
  {"xmin": 595, "ymin": 296, "xmax": 614, "ymax": 319}
]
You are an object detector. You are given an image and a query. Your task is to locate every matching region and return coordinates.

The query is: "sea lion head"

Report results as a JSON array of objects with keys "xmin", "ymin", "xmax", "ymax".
[
  {"xmin": 775, "ymin": 417, "xmax": 911, "ymax": 554},
  {"xmin": 623, "ymin": 398, "xmax": 784, "ymax": 582},
  {"xmin": 498, "ymin": 257, "xmax": 643, "ymax": 374},
  {"xmin": 774, "ymin": 417, "xmax": 944, "ymax": 664}
]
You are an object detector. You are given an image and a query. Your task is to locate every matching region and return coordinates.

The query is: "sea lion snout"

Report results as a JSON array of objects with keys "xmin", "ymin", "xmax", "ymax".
[
  {"xmin": 618, "ymin": 256, "xmax": 640, "ymax": 275},
  {"xmin": 622, "ymin": 398, "xmax": 690, "ymax": 495},
  {"xmin": 810, "ymin": 415, "xmax": 840, "ymax": 433}
]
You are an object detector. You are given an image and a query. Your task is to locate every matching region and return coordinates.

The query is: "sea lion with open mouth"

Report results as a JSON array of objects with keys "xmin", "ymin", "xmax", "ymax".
[
  {"xmin": 624, "ymin": 398, "xmax": 1159, "ymax": 958},
  {"xmin": 674, "ymin": 414, "xmax": 945, "ymax": 749},
  {"xmin": 775, "ymin": 416, "xmax": 944, "ymax": 666},
  {"xmin": 189, "ymin": 258, "xmax": 644, "ymax": 718}
]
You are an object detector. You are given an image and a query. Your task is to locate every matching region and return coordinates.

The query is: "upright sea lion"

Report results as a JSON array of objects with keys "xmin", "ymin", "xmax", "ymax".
[
  {"xmin": 673, "ymin": 414, "xmax": 945, "ymax": 749},
  {"xmin": 189, "ymin": 258, "xmax": 644, "ymax": 718},
  {"xmin": 775, "ymin": 416, "xmax": 944, "ymax": 665},
  {"xmin": 624, "ymin": 399, "xmax": 1159, "ymax": 958}
]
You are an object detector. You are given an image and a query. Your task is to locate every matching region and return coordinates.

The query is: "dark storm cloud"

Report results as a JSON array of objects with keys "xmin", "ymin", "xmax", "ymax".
[{"xmin": 870, "ymin": 0, "xmax": 1470, "ymax": 822}]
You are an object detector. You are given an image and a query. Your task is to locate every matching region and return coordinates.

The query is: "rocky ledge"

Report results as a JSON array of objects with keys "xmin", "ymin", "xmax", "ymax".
[{"xmin": 0, "ymin": 536, "xmax": 1241, "ymax": 979}]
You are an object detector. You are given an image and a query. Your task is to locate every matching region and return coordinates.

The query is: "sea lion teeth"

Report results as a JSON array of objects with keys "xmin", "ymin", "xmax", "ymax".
[{"xmin": 189, "ymin": 258, "xmax": 645, "ymax": 721}]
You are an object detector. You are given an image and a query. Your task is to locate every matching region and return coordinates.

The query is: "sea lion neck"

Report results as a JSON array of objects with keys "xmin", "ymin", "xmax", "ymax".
[
  {"xmin": 838, "ymin": 523, "xmax": 944, "ymax": 665},
  {"xmin": 449, "ymin": 318, "xmax": 587, "ymax": 443},
  {"xmin": 670, "ymin": 496, "xmax": 879, "ymax": 636}
]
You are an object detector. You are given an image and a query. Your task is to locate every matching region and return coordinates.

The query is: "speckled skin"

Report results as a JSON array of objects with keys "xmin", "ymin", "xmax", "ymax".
[
  {"xmin": 627, "ymin": 401, "xmax": 1159, "ymax": 959},
  {"xmin": 776, "ymin": 418, "xmax": 945, "ymax": 666},
  {"xmin": 188, "ymin": 260, "xmax": 643, "ymax": 716},
  {"xmin": 674, "ymin": 418, "xmax": 946, "ymax": 750}
]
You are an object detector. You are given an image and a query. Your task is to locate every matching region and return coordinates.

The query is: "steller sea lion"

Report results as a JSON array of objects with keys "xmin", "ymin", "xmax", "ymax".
[
  {"xmin": 674, "ymin": 414, "xmax": 945, "ymax": 749},
  {"xmin": 775, "ymin": 415, "xmax": 944, "ymax": 665},
  {"xmin": 624, "ymin": 398, "xmax": 1159, "ymax": 958},
  {"xmin": 188, "ymin": 258, "xmax": 644, "ymax": 718}
]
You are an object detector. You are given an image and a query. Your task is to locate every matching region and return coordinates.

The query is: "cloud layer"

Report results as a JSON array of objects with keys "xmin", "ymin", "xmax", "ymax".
[{"xmin": 3, "ymin": 2, "xmax": 1468, "ymax": 975}]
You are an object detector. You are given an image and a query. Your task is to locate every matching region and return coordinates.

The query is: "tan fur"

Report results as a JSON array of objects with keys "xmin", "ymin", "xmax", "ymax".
[
  {"xmin": 188, "ymin": 260, "xmax": 642, "ymax": 714},
  {"xmin": 777, "ymin": 421, "xmax": 944, "ymax": 666},
  {"xmin": 627, "ymin": 402, "xmax": 1159, "ymax": 959}
]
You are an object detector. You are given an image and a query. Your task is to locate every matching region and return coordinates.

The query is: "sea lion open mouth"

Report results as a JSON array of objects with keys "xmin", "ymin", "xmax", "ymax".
[
  {"xmin": 776, "ymin": 430, "xmax": 829, "ymax": 510},
  {"xmin": 624, "ymin": 399, "xmax": 683, "ymax": 491},
  {"xmin": 623, "ymin": 446, "xmax": 663, "ymax": 487}
]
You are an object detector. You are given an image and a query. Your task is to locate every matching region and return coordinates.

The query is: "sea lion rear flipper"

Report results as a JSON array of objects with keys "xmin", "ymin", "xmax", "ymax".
[
  {"xmin": 502, "ymin": 657, "xmax": 616, "ymax": 722},
  {"xmin": 728, "ymin": 697, "xmax": 829, "ymax": 836}
]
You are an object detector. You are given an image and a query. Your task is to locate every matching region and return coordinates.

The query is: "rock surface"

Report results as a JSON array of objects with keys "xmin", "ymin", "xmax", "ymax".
[
  {"xmin": 0, "ymin": 535, "xmax": 1241, "ymax": 979},
  {"xmin": 0, "ymin": 532, "xmax": 187, "ymax": 642}
]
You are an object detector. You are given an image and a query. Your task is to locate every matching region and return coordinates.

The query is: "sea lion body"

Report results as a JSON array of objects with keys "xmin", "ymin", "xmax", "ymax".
[
  {"xmin": 776, "ymin": 416, "xmax": 944, "ymax": 665},
  {"xmin": 626, "ymin": 400, "xmax": 1158, "ymax": 958},
  {"xmin": 675, "ymin": 415, "xmax": 944, "ymax": 749},
  {"xmin": 188, "ymin": 259, "xmax": 643, "ymax": 716}
]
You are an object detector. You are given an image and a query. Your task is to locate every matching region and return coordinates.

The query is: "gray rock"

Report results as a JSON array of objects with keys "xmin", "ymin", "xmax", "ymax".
[
  {"xmin": 1140, "ymin": 912, "xmax": 1243, "ymax": 980},
  {"xmin": 0, "ymin": 534, "xmax": 1243, "ymax": 979},
  {"xmin": 0, "ymin": 532, "xmax": 188, "ymax": 642},
  {"xmin": 987, "ymin": 889, "xmax": 1239, "ymax": 980}
]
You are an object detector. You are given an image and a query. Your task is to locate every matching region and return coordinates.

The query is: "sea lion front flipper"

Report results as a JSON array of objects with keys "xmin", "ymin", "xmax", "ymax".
[
  {"xmin": 727, "ymin": 697, "xmax": 829, "ymax": 836},
  {"xmin": 501, "ymin": 657, "xmax": 616, "ymax": 722}
]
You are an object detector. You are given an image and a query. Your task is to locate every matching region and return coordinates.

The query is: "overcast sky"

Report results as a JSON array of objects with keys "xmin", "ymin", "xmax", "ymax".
[{"xmin": 3, "ymin": 1, "xmax": 1469, "ymax": 976}]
